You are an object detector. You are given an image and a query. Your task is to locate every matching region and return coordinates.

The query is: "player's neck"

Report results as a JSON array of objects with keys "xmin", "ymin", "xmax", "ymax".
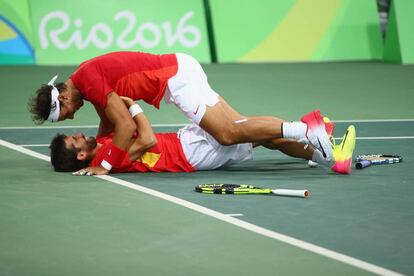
[
  {"xmin": 65, "ymin": 79, "xmax": 82, "ymax": 99},
  {"xmin": 91, "ymin": 143, "xmax": 102, "ymax": 159}
]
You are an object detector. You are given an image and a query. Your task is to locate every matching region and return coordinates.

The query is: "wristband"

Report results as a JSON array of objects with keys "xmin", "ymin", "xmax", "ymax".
[
  {"xmin": 100, "ymin": 160, "xmax": 112, "ymax": 171},
  {"xmin": 101, "ymin": 143, "xmax": 128, "ymax": 171},
  {"xmin": 129, "ymin": 104, "xmax": 143, "ymax": 118}
]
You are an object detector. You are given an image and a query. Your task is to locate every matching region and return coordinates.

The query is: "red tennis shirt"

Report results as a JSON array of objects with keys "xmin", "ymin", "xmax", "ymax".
[
  {"xmin": 70, "ymin": 51, "xmax": 178, "ymax": 109},
  {"xmin": 90, "ymin": 133, "xmax": 195, "ymax": 173}
]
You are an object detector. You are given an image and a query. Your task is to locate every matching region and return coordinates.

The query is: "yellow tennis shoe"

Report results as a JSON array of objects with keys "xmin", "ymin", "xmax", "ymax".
[
  {"xmin": 323, "ymin": 117, "xmax": 335, "ymax": 141},
  {"xmin": 331, "ymin": 125, "xmax": 356, "ymax": 174}
]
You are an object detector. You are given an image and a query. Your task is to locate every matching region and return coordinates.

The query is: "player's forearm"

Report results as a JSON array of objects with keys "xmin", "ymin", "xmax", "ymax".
[
  {"xmin": 94, "ymin": 105, "xmax": 114, "ymax": 137},
  {"xmin": 99, "ymin": 92, "xmax": 136, "ymax": 171},
  {"xmin": 116, "ymin": 96, "xmax": 157, "ymax": 160},
  {"xmin": 105, "ymin": 92, "xmax": 136, "ymax": 150},
  {"xmin": 127, "ymin": 112, "xmax": 157, "ymax": 161},
  {"xmin": 128, "ymin": 137, "xmax": 157, "ymax": 161},
  {"xmin": 111, "ymin": 120, "xmax": 135, "ymax": 150}
]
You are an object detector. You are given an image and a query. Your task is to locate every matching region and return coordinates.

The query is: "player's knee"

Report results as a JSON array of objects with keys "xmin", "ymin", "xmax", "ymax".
[
  {"xmin": 216, "ymin": 136, "xmax": 235, "ymax": 146},
  {"xmin": 213, "ymin": 129, "xmax": 239, "ymax": 146}
]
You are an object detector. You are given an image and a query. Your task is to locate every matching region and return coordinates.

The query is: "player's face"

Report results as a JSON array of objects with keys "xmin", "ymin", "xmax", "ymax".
[
  {"xmin": 64, "ymin": 132, "xmax": 97, "ymax": 155},
  {"xmin": 58, "ymin": 91, "xmax": 84, "ymax": 121}
]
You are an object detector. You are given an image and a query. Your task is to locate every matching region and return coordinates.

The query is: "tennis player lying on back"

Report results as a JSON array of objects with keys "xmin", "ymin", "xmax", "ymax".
[{"xmin": 49, "ymin": 97, "xmax": 356, "ymax": 175}]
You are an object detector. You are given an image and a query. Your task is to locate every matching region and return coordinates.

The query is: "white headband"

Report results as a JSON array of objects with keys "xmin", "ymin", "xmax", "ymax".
[{"xmin": 47, "ymin": 75, "xmax": 60, "ymax": 122}]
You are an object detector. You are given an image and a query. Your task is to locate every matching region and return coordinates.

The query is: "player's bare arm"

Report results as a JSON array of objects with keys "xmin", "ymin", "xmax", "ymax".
[
  {"xmin": 120, "ymin": 96, "xmax": 157, "ymax": 160},
  {"xmin": 94, "ymin": 105, "xmax": 114, "ymax": 137},
  {"xmin": 105, "ymin": 92, "xmax": 136, "ymax": 149},
  {"xmin": 79, "ymin": 92, "xmax": 136, "ymax": 175}
]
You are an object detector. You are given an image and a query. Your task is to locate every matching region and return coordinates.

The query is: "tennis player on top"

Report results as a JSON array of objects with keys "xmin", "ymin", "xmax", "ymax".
[
  {"xmin": 29, "ymin": 51, "xmax": 333, "ymax": 175},
  {"xmin": 49, "ymin": 97, "xmax": 356, "ymax": 175}
]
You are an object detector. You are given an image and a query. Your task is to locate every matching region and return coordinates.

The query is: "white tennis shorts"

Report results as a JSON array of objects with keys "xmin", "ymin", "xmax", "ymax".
[
  {"xmin": 178, "ymin": 123, "xmax": 253, "ymax": 170},
  {"xmin": 164, "ymin": 53, "xmax": 219, "ymax": 125}
]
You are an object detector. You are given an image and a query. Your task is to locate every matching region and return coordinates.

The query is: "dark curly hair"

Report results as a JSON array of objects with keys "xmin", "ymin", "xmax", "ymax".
[
  {"xmin": 28, "ymin": 82, "xmax": 67, "ymax": 125},
  {"xmin": 49, "ymin": 133, "xmax": 89, "ymax": 172}
]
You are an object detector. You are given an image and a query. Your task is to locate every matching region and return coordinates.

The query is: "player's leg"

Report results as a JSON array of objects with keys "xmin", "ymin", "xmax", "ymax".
[
  {"xmin": 166, "ymin": 53, "xmax": 332, "ymax": 159},
  {"xmin": 200, "ymin": 100, "xmax": 333, "ymax": 163},
  {"xmin": 260, "ymin": 125, "xmax": 356, "ymax": 174},
  {"xmin": 200, "ymin": 97, "xmax": 286, "ymax": 145},
  {"xmin": 260, "ymin": 138, "xmax": 313, "ymax": 159},
  {"xmin": 198, "ymin": 93, "xmax": 332, "ymax": 159},
  {"xmin": 259, "ymin": 138, "xmax": 331, "ymax": 167}
]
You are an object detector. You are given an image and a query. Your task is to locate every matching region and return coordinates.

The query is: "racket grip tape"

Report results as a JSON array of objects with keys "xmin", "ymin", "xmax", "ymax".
[
  {"xmin": 271, "ymin": 189, "xmax": 309, "ymax": 198},
  {"xmin": 355, "ymin": 160, "xmax": 371, "ymax": 169}
]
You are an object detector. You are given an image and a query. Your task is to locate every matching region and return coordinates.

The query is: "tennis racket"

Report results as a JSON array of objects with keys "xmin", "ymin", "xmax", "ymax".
[
  {"xmin": 355, "ymin": 154, "xmax": 402, "ymax": 169},
  {"xmin": 195, "ymin": 184, "xmax": 309, "ymax": 198}
]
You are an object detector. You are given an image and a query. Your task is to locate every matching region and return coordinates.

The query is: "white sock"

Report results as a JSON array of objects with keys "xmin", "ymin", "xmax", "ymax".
[
  {"xmin": 312, "ymin": 149, "xmax": 333, "ymax": 167},
  {"xmin": 282, "ymin": 122, "xmax": 307, "ymax": 140}
]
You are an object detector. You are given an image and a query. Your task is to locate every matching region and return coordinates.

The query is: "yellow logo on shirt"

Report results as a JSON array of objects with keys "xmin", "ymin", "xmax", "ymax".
[{"xmin": 138, "ymin": 152, "xmax": 161, "ymax": 168}]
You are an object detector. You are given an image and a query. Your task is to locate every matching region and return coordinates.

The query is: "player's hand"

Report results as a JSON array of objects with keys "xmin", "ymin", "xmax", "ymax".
[
  {"xmin": 72, "ymin": 166, "xmax": 109, "ymax": 176},
  {"xmin": 119, "ymin": 96, "xmax": 135, "ymax": 108}
]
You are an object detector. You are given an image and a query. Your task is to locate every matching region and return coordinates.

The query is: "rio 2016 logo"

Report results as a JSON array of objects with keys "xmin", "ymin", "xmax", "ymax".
[{"xmin": 39, "ymin": 10, "xmax": 201, "ymax": 49}]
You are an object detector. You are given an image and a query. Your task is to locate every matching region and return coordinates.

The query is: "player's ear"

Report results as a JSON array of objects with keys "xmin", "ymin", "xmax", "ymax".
[
  {"xmin": 77, "ymin": 150, "xmax": 87, "ymax": 161},
  {"xmin": 57, "ymin": 92, "xmax": 68, "ymax": 101}
]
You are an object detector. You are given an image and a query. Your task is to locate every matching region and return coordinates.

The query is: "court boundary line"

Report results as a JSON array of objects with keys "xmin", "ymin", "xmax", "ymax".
[
  {"xmin": 333, "ymin": 119, "xmax": 414, "ymax": 123},
  {"xmin": 1, "ymin": 118, "xmax": 414, "ymax": 130},
  {"xmin": 0, "ymin": 138, "xmax": 403, "ymax": 276},
  {"xmin": 355, "ymin": 136, "xmax": 414, "ymax": 140},
  {"xmin": 20, "ymin": 144, "xmax": 50, "ymax": 147}
]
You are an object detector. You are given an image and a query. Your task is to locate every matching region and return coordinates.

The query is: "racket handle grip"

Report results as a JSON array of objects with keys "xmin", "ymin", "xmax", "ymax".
[
  {"xmin": 271, "ymin": 189, "xmax": 309, "ymax": 198},
  {"xmin": 355, "ymin": 160, "xmax": 371, "ymax": 169}
]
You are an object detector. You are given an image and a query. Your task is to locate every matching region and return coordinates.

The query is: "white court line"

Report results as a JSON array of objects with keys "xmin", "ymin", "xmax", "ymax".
[
  {"xmin": 0, "ymin": 139, "xmax": 50, "ymax": 162},
  {"xmin": 354, "ymin": 136, "xmax": 414, "ymax": 140},
  {"xmin": 1, "ymin": 119, "xmax": 414, "ymax": 130},
  {"xmin": 333, "ymin": 119, "xmax": 414, "ymax": 123},
  {"xmin": 225, "ymin": 214, "xmax": 244, "ymax": 217},
  {"xmin": 20, "ymin": 144, "xmax": 50, "ymax": 147},
  {"xmin": 336, "ymin": 136, "xmax": 414, "ymax": 140},
  {"xmin": 0, "ymin": 138, "xmax": 403, "ymax": 276},
  {"xmin": 0, "ymin": 125, "xmax": 99, "ymax": 130}
]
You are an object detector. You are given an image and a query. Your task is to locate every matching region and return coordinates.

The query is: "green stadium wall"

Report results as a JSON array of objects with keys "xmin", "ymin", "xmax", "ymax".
[
  {"xmin": 29, "ymin": 0, "xmax": 210, "ymax": 65},
  {"xmin": 1, "ymin": 0, "xmax": 413, "ymax": 65},
  {"xmin": 0, "ymin": 0, "xmax": 34, "ymax": 64},
  {"xmin": 209, "ymin": 0, "xmax": 383, "ymax": 62},
  {"xmin": 383, "ymin": 0, "xmax": 414, "ymax": 64}
]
